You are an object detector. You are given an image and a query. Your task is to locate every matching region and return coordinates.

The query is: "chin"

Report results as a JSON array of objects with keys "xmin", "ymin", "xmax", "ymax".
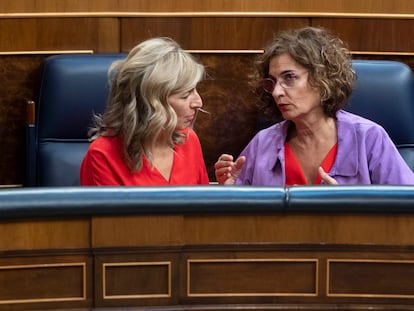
[{"xmin": 176, "ymin": 125, "xmax": 187, "ymax": 131}]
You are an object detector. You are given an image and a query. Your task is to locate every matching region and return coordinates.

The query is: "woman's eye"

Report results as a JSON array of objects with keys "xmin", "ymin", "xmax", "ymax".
[
  {"xmin": 181, "ymin": 93, "xmax": 191, "ymax": 99},
  {"xmin": 181, "ymin": 89, "xmax": 195, "ymax": 99},
  {"xmin": 283, "ymin": 73, "xmax": 297, "ymax": 81}
]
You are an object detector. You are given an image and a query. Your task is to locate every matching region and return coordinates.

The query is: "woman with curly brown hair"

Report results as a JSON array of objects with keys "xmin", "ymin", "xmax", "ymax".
[{"xmin": 215, "ymin": 26, "xmax": 414, "ymax": 185}]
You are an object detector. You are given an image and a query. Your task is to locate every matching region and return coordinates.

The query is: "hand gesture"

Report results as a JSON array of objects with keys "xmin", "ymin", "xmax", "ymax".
[
  {"xmin": 318, "ymin": 167, "xmax": 338, "ymax": 185},
  {"xmin": 214, "ymin": 154, "xmax": 246, "ymax": 185}
]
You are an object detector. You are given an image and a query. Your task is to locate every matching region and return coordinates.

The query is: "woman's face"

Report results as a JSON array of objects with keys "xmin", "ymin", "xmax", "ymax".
[
  {"xmin": 167, "ymin": 88, "xmax": 203, "ymax": 130},
  {"xmin": 268, "ymin": 53, "xmax": 323, "ymax": 122}
]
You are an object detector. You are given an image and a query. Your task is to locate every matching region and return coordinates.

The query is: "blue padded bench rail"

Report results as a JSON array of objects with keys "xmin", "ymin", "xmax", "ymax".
[{"xmin": 2, "ymin": 186, "xmax": 414, "ymax": 220}]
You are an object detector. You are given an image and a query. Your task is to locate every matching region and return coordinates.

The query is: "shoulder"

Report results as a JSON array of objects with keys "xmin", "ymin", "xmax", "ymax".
[
  {"xmin": 337, "ymin": 110, "xmax": 388, "ymax": 136},
  {"xmin": 251, "ymin": 120, "xmax": 289, "ymax": 143},
  {"xmin": 87, "ymin": 135, "xmax": 122, "ymax": 154},
  {"xmin": 240, "ymin": 120, "xmax": 288, "ymax": 158}
]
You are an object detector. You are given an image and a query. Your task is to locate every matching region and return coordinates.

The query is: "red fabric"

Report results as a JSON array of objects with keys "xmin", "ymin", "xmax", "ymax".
[
  {"xmin": 285, "ymin": 142, "xmax": 338, "ymax": 185},
  {"xmin": 80, "ymin": 128, "xmax": 210, "ymax": 186}
]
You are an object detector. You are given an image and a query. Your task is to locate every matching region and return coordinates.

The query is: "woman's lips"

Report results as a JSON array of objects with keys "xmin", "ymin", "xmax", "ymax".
[{"xmin": 278, "ymin": 103, "xmax": 290, "ymax": 111}]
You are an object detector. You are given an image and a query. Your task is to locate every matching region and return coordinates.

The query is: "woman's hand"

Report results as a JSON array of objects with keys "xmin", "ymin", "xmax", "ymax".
[
  {"xmin": 214, "ymin": 154, "xmax": 246, "ymax": 185},
  {"xmin": 318, "ymin": 167, "xmax": 338, "ymax": 185}
]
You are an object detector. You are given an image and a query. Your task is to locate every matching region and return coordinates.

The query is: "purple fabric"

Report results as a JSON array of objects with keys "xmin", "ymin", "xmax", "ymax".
[{"xmin": 236, "ymin": 110, "xmax": 414, "ymax": 185}]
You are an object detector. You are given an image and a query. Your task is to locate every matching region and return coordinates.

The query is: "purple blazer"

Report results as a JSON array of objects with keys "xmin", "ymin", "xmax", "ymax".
[{"xmin": 236, "ymin": 110, "xmax": 414, "ymax": 185}]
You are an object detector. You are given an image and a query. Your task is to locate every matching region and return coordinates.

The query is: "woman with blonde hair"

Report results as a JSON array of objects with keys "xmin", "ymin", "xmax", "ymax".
[{"xmin": 81, "ymin": 37, "xmax": 209, "ymax": 185}]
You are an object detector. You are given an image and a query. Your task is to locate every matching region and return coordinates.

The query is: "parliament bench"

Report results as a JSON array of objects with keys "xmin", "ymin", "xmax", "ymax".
[{"xmin": 1, "ymin": 185, "xmax": 414, "ymax": 310}]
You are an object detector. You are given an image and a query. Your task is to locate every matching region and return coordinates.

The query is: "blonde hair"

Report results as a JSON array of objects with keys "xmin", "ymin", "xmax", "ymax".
[{"xmin": 89, "ymin": 37, "xmax": 205, "ymax": 171}]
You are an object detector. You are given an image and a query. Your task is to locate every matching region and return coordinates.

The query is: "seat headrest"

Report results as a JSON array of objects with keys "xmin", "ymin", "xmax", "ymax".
[
  {"xmin": 347, "ymin": 60, "xmax": 414, "ymax": 146},
  {"xmin": 36, "ymin": 54, "xmax": 127, "ymax": 139},
  {"xmin": 32, "ymin": 54, "xmax": 126, "ymax": 186}
]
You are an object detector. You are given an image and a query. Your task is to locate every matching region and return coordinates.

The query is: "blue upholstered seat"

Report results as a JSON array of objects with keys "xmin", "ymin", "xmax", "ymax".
[
  {"xmin": 347, "ymin": 60, "xmax": 414, "ymax": 171},
  {"xmin": 26, "ymin": 54, "xmax": 126, "ymax": 186}
]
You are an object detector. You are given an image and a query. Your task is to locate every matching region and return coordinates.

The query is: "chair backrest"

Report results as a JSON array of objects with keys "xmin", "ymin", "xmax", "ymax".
[
  {"xmin": 346, "ymin": 60, "xmax": 414, "ymax": 171},
  {"xmin": 26, "ymin": 54, "xmax": 126, "ymax": 186}
]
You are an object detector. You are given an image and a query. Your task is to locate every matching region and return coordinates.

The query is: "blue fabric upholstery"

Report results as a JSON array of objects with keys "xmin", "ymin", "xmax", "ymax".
[
  {"xmin": 347, "ymin": 60, "xmax": 414, "ymax": 171},
  {"xmin": 26, "ymin": 54, "xmax": 126, "ymax": 186}
]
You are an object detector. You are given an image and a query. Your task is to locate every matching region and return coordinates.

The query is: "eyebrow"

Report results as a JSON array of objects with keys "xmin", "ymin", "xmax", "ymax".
[{"xmin": 268, "ymin": 70, "xmax": 295, "ymax": 79}]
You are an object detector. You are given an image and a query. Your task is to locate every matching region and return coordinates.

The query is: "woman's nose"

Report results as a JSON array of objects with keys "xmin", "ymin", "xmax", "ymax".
[
  {"xmin": 191, "ymin": 90, "xmax": 203, "ymax": 108},
  {"xmin": 273, "ymin": 81, "xmax": 285, "ymax": 97}
]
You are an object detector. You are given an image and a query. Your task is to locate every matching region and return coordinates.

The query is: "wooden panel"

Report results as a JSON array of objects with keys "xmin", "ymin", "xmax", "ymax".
[
  {"xmin": 0, "ymin": 55, "xmax": 43, "ymax": 185},
  {"xmin": 312, "ymin": 18, "xmax": 414, "ymax": 53},
  {"xmin": 0, "ymin": 18, "xmax": 119, "ymax": 53},
  {"xmin": 0, "ymin": 255, "xmax": 92, "ymax": 310},
  {"xmin": 93, "ymin": 214, "xmax": 414, "ymax": 247},
  {"xmin": 195, "ymin": 53, "xmax": 259, "ymax": 180},
  {"xmin": 3, "ymin": 211, "xmax": 414, "ymax": 308},
  {"xmin": 183, "ymin": 214, "xmax": 414, "ymax": 245},
  {"xmin": 0, "ymin": 219, "xmax": 90, "ymax": 250},
  {"xmin": 120, "ymin": 17, "xmax": 308, "ymax": 51},
  {"xmin": 94, "ymin": 253, "xmax": 180, "ymax": 308},
  {"xmin": 92, "ymin": 215, "xmax": 184, "ymax": 247},
  {"xmin": 3, "ymin": 0, "xmax": 414, "ymax": 14},
  {"xmin": 328, "ymin": 259, "xmax": 414, "ymax": 298},
  {"xmin": 0, "ymin": 262, "xmax": 85, "ymax": 303},
  {"xmin": 187, "ymin": 259, "xmax": 317, "ymax": 297},
  {"xmin": 103, "ymin": 262, "xmax": 171, "ymax": 299}
]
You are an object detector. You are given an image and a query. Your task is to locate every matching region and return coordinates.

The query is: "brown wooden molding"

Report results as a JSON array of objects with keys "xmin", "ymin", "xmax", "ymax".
[
  {"xmin": 2, "ymin": 50, "xmax": 414, "ymax": 57},
  {"xmin": 187, "ymin": 50, "xmax": 264, "ymax": 54},
  {"xmin": 0, "ymin": 50, "xmax": 94, "ymax": 55},
  {"xmin": 2, "ymin": 12, "xmax": 414, "ymax": 19},
  {"xmin": 352, "ymin": 51, "xmax": 414, "ymax": 56}
]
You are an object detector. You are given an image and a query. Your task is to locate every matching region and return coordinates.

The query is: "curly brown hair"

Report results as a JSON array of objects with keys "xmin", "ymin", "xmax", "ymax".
[{"xmin": 254, "ymin": 26, "xmax": 356, "ymax": 121}]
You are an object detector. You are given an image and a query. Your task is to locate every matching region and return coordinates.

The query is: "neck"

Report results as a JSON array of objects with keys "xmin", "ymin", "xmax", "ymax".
[{"xmin": 288, "ymin": 116, "xmax": 336, "ymax": 145}]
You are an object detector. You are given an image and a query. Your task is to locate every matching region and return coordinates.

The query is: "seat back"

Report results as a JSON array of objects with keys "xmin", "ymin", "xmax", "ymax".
[
  {"xmin": 346, "ymin": 60, "xmax": 414, "ymax": 171},
  {"xmin": 26, "ymin": 54, "xmax": 126, "ymax": 186}
]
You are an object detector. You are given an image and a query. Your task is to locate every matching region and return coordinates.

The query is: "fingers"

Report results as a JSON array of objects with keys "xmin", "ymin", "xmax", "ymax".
[
  {"xmin": 214, "ymin": 154, "xmax": 232, "ymax": 184},
  {"xmin": 214, "ymin": 154, "xmax": 233, "ymax": 169},
  {"xmin": 318, "ymin": 167, "xmax": 338, "ymax": 185},
  {"xmin": 235, "ymin": 156, "xmax": 246, "ymax": 170},
  {"xmin": 214, "ymin": 154, "xmax": 245, "ymax": 185},
  {"xmin": 214, "ymin": 154, "xmax": 232, "ymax": 180}
]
